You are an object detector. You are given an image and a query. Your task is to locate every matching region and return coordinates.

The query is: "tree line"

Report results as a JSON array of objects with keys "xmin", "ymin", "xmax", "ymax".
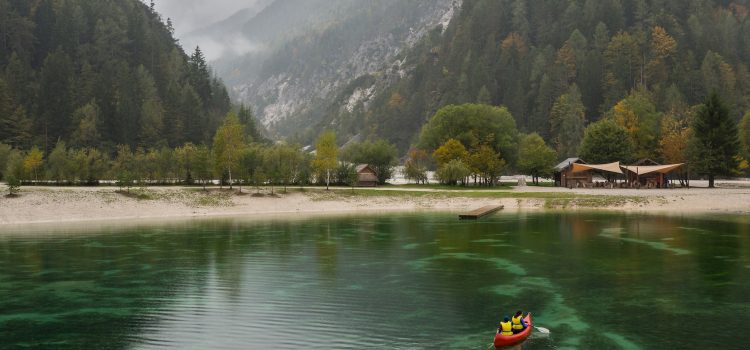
[
  {"xmin": 2, "ymin": 94, "xmax": 746, "ymax": 192},
  {"xmin": 408, "ymin": 92, "xmax": 749, "ymax": 188},
  {"xmin": 0, "ymin": 112, "xmax": 401, "ymax": 192}
]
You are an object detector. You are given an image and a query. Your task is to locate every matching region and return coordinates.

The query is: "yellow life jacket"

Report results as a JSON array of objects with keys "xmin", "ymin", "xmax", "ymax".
[
  {"xmin": 511, "ymin": 315, "xmax": 524, "ymax": 330},
  {"xmin": 499, "ymin": 321, "xmax": 513, "ymax": 336}
]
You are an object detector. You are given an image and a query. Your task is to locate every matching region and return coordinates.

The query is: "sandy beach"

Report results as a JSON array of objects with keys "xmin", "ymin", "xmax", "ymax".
[{"xmin": 2, "ymin": 181, "xmax": 749, "ymax": 226}]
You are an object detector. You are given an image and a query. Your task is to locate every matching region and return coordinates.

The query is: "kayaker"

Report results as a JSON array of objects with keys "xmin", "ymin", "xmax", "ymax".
[
  {"xmin": 511, "ymin": 310, "xmax": 528, "ymax": 334},
  {"xmin": 498, "ymin": 316, "xmax": 513, "ymax": 336}
]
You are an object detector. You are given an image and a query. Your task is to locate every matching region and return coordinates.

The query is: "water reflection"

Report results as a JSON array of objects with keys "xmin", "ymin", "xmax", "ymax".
[{"xmin": 0, "ymin": 212, "xmax": 748, "ymax": 349}]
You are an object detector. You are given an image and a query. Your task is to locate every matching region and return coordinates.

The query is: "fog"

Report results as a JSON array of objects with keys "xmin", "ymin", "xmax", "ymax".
[
  {"xmin": 148, "ymin": 0, "xmax": 274, "ymax": 61},
  {"xmin": 152, "ymin": 0, "xmax": 260, "ymax": 37}
]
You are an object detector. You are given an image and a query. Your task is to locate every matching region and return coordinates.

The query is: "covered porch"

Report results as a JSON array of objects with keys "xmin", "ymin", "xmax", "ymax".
[{"xmin": 621, "ymin": 163, "xmax": 684, "ymax": 189}]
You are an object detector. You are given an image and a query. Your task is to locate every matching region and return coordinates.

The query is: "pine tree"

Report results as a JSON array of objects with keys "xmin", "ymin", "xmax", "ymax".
[
  {"xmin": 136, "ymin": 66, "xmax": 164, "ymax": 146},
  {"xmin": 37, "ymin": 49, "xmax": 74, "ymax": 153},
  {"xmin": 687, "ymin": 92, "xmax": 741, "ymax": 188},
  {"xmin": 550, "ymin": 85, "xmax": 586, "ymax": 158}
]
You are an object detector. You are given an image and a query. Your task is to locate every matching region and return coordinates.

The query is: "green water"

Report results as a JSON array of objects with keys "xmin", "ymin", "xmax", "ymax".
[{"xmin": 1, "ymin": 212, "xmax": 749, "ymax": 349}]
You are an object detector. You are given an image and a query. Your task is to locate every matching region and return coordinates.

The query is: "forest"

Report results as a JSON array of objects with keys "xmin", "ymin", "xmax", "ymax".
[
  {"xmin": 0, "ymin": 0, "xmax": 233, "ymax": 153},
  {"xmin": 327, "ymin": 0, "xmax": 750, "ymax": 155},
  {"xmin": 1, "ymin": 0, "xmax": 750, "ymax": 189}
]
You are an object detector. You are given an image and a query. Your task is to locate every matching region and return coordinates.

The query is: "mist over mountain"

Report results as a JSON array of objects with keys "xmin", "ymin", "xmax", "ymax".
[
  {"xmin": 177, "ymin": 0, "xmax": 273, "ymax": 61},
  {"xmin": 152, "ymin": 0, "xmax": 265, "ymax": 37},
  {"xmin": 187, "ymin": 0, "xmax": 459, "ymax": 146}
]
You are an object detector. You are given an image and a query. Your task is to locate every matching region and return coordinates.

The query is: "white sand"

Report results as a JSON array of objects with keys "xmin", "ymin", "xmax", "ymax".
[{"xmin": 1, "ymin": 183, "xmax": 749, "ymax": 226}]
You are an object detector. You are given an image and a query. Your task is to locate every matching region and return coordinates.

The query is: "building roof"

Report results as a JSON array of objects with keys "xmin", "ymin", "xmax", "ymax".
[
  {"xmin": 554, "ymin": 158, "xmax": 586, "ymax": 172},
  {"xmin": 356, "ymin": 164, "xmax": 376, "ymax": 174},
  {"xmin": 572, "ymin": 162, "xmax": 624, "ymax": 174},
  {"xmin": 622, "ymin": 163, "xmax": 684, "ymax": 175}
]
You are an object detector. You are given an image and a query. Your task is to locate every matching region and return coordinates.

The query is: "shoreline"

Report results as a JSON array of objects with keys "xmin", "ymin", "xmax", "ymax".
[{"xmin": 1, "ymin": 185, "xmax": 750, "ymax": 228}]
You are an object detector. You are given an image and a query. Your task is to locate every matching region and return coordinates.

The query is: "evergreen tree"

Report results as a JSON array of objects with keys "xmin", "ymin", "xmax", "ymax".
[
  {"xmin": 136, "ymin": 66, "xmax": 165, "ymax": 146},
  {"xmin": 238, "ymin": 104, "xmax": 263, "ymax": 142},
  {"xmin": 687, "ymin": 92, "xmax": 741, "ymax": 188},
  {"xmin": 37, "ymin": 49, "xmax": 74, "ymax": 153},
  {"xmin": 740, "ymin": 111, "xmax": 750, "ymax": 166},
  {"xmin": 550, "ymin": 85, "xmax": 586, "ymax": 158}
]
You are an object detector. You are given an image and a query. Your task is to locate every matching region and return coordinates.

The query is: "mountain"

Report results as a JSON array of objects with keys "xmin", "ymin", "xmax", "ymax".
[
  {"xmin": 328, "ymin": 0, "xmax": 750, "ymax": 151},
  {"xmin": 212, "ymin": 0, "xmax": 750, "ymax": 153},
  {"xmin": 209, "ymin": 0, "xmax": 458, "ymax": 145},
  {"xmin": 0, "ymin": 0, "xmax": 232, "ymax": 152}
]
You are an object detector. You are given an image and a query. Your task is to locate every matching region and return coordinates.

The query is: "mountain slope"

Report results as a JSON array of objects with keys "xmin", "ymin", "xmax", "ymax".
[
  {"xmin": 346, "ymin": 0, "xmax": 750, "ymax": 150},
  {"xmin": 0, "ymin": 0, "xmax": 232, "ymax": 151},
  {"xmin": 213, "ymin": 0, "xmax": 750, "ymax": 153},
  {"xmin": 211, "ymin": 0, "xmax": 458, "ymax": 144}
]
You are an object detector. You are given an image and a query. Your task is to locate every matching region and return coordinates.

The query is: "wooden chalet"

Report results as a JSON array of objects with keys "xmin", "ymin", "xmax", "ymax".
[
  {"xmin": 355, "ymin": 164, "xmax": 379, "ymax": 187},
  {"xmin": 554, "ymin": 158, "xmax": 591, "ymax": 187},
  {"xmin": 570, "ymin": 161, "xmax": 625, "ymax": 187},
  {"xmin": 621, "ymin": 160, "xmax": 684, "ymax": 188}
]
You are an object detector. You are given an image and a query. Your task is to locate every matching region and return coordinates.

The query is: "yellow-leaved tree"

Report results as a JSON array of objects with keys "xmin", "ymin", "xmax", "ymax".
[
  {"xmin": 213, "ymin": 113, "xmax": 246, "ymax": 190},
  {"xmin": 23, "ymin": 147, "xmax": 44, "ymax": 181},
  {"xmin": 313, "ymin": 131, "xmax": 338, "ymax": 190}
]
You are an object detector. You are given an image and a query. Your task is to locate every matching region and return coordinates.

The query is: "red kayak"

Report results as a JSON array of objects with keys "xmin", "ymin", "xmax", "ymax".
[{"xmin": 494, "ymin": 313, "xmax": 532, "ymax": 348}]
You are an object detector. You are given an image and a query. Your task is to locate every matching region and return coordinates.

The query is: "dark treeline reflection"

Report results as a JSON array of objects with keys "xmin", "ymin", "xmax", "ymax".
[{"xmin": 0, "ymin": 213, "xmax": 748, "ymax": 349}]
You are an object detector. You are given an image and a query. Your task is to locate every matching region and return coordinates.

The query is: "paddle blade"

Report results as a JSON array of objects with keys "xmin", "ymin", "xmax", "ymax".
[{"xmin": 535, "ymin": 326, "xmax": 550, "ymax": 334}]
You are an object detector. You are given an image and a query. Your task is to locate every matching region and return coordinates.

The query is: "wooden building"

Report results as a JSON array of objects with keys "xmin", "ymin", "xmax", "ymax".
[
  {"xmin": 622, "ymin": 162, "xmax": 684, "ymax": 188},
  {"xmin": 355, "ymin": 164, "xmax": 379, "ymax": 187},
  {"xmin": 554, "ymin": 158, "xmax": 591, "ymax": 188}
]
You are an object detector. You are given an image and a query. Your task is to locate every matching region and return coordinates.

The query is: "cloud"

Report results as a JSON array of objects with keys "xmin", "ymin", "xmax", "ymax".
[
  {"xmin": 149, "ymin": 0, "xmax": 268, "ymax": 61},
  {"xmin": 181, "ymin": 34, "xmax": 265, "ymax": 62},
  {"xmin": 151, "ymin": 0, "xmax": 260, "ymax": 37}
]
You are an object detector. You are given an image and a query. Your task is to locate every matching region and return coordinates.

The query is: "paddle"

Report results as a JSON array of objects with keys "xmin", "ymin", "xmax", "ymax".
[{"xmin": 534, "ymin": 326, "xmax": 550, "ymax": 334}]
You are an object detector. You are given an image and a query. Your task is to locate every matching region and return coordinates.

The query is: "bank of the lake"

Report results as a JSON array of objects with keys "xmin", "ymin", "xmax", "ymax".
[{"xmin": 2, "ymin": 184, "xmax": 750, "ymax": 226}]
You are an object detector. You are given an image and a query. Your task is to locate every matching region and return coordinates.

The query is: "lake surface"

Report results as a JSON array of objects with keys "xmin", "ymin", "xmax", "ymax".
[{"xmin": 1, "ymin": 212, "xmax": 749, "ymax": 349}]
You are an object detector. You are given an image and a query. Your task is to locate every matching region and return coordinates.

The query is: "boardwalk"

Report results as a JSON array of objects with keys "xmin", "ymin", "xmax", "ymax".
[{"xmin": 458, "ymin": 205, "xmax": 504, "ymax": 220}]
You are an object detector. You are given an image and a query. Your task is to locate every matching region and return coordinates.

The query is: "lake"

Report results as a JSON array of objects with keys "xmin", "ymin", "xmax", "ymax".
[{"xmin": 1, "ymin": 212, "xmax": 749, "ymax": 349}]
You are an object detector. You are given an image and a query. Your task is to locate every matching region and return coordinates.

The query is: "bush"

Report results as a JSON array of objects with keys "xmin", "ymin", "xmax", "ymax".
[
  {"xmin": 436, "ymin": 159, "xmax": 471, "ymax": 186},
  {"xmin": 6, "ymin": 175, "xmax": 20, "ymax": 196}
]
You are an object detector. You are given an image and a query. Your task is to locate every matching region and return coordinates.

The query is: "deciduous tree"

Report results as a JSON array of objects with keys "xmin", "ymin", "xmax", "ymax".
[
  {"xmin": 436, "ymin": 159, "xmax": 470, "ymax": 186},
  {"xmin": 432, "ymin": 139, "xmax": 469, "ymax": 167},
  {"xmin": 517, "ymin": 133, "xmax": 556, "ymax": 185},
  {"xmin": 608, "ymin": 89, "xmax": 662, "ymax": 159},
  {"xmin": 23, "ymin": 147, "xmax": 43, "ymax": 181},
  {"xmin": 213, "ymin": 113, "xmax": 246, "ymax": 190},
  {"xmin": 313, "ymin": 131, "xmax": 338, "ymax": 190},
  {"xmin": 418, "ymin": 104, "xmax": 518, "ymax": 166},
  {"xmin": 578, "ymin": 119, "xmax": 632, "ymax": 164}
]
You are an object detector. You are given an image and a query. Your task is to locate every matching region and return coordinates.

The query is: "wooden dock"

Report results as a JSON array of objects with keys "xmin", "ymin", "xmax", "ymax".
[{"xmin": 459, "ymin": 205, "xmax": 504, "ymax": 220}]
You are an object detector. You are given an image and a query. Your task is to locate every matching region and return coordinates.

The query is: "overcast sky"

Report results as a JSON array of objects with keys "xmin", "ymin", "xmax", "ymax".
[{"xmin": 151, "ymin": 0, "xmax": 260, "ymax": 37}]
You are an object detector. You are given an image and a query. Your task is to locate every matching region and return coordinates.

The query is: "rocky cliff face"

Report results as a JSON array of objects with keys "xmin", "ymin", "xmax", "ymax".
[{"xmin": 214, "ymin": 0, "xmax": 461, "ymax": 142}]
